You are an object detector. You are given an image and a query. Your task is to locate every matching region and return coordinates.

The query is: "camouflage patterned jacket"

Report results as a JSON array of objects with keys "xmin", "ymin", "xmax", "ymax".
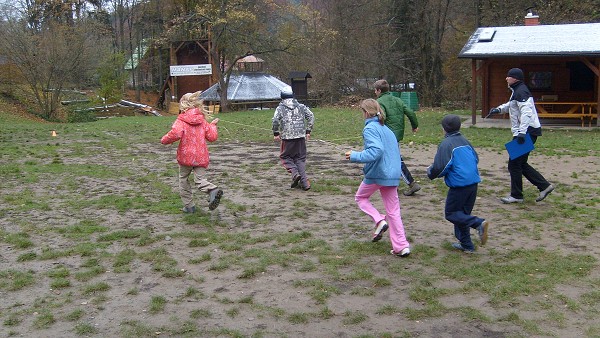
[{"xmin": 272, "ymin": 99, "xmax": 314, "ymax": 140}]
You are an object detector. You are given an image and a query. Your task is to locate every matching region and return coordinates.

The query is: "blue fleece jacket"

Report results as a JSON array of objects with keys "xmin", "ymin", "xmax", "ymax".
[
  {"xmin": 427, "ymin": 131, "xmax": 481, "ymax": 188},
  {"xmin": 350, "ymin": 117, "xmax": 402, "ymax": 186}
]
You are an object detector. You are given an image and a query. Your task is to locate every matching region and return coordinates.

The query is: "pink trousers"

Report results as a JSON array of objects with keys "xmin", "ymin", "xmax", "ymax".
[{"xmin": 355, "ymin": 182, "xmax": 410, "ymax": 252}]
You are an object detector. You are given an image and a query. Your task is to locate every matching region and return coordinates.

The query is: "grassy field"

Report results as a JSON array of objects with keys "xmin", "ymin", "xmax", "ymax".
[{"xmin": 1, "ymin": 103, "xmax": 600, "ymax": 337}]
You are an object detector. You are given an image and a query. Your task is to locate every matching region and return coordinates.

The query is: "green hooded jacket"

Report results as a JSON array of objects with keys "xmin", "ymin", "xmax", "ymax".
[{"xmin": 376, "ymin": 92, "xmax": 419, "ymax": 142}]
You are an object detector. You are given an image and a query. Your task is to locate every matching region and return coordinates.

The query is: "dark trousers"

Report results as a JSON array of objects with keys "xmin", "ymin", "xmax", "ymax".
[
  {"xmin": 280, "ymin": 138, "xmax": 308, "ymax": 187},
  {"xmin": 401, "ymin": 156, "xmax": 414, "ymax": 185},
  {"xmin": 445, "ymin": 184, "xmax": 483, "ymax": 251},
  {"xmin": 508, "ymin": 135, "xmax": 550, "ymax": 199}
]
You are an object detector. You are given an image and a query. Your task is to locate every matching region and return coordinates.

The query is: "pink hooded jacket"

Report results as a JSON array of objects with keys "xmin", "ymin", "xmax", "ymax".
[{"xmin": 161, "ymin": 108, "xmax": 218, "ymax": 168}]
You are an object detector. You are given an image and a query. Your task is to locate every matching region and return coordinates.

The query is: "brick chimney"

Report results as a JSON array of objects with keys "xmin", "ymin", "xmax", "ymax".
[{"xmin": 524, "ymin": 12, "xmax": 539, "ymax": 26}]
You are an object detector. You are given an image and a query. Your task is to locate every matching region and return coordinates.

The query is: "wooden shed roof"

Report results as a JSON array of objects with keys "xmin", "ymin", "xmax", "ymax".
[{"xmin": 458, "ymin": 22, "xmax": 600, "ymax": 59}]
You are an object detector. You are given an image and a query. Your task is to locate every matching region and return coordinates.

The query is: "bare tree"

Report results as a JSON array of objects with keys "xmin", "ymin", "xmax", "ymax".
[{"xmin": 0, "ymin": 2, "xmax": 110, "ymax": 120}]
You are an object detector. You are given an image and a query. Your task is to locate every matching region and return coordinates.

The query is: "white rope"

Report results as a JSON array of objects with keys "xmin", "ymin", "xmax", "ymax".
[{"xmin": 216, "ymin": 118, "xmax": 362, "ymax": 147}]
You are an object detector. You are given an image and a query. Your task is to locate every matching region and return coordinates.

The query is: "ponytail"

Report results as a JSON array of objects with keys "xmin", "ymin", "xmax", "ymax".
[{"xmin": 376, "ymin": 111, "xmax": 385, "ymax": 125}]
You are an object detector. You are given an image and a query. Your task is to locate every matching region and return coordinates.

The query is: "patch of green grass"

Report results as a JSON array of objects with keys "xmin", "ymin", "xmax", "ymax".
[
  {"xmin": 65, "ymin": 309, "xmax": 85, "ymax": 321},
  {"xmin": 437, "ymin": 248, "xmax": 596, "ymax": 304},
  {"xmin": 350, "ymin": 287, "xmax": 375, "ymax": 297},
  {"xmin": 4, "ymin": 232, "xmax": 35, "ymax": 249},
  {"xmin": 82, "ymin": 282, "xmax": 110, "ymax": 295},
  {"xmin": 56, "ymin": 219, "xmax": 108, "ymax": 239},
  {"xmin": 3, "ymin": 313, "xmax": 22, "ymax": 326},
  {"xmin": 0, "ymin": 269, "xmax": 35, "ymax": 291},
  {"xmin": 342, "ymin": 311, "xmax": 368, "ymax": 325},
  {"xmin": 47, "ymin": 266, "xmax": 70, "ymax": 278},
  {"xmin": 293, "ymin": 279, "xmax": 342, "ymax": 304},
  {"xmin": 120, "ymin": 320, "xmax": 155, "ymax": 337},
  {"xmin": 499, "ymin": 312, "xmax": 544, "ymax": 335},
  {"xmin": 74, "ymin": 265, "xmax": 105, "ymax": 282},
  {"xmin": 50, "ymin": 278, "xmax": 71, "ymax": 289},
  {"xmin": 287, "ymin": 312, "xmax": 310, "ymax": 324},
  {"xmin": 376, "ymin": 305, "xmax": 401, "ymax": 315},
  {"xmin": 180, "ymin": 287, "xmax": 204, "ymax": 300},
  {"xmin": 113, "ymin": 248, "xmax": 136, "ymax": 273},
  {"xmin": 403, "ymin": 301, "xmax": 447, "ymax": 320},
  {"xmin": 188, "ymin": 253, "xmax": 211, "ymax": 264},
  {"xmin": 16, "ymin": 251, "xmax": 37, "ymax": 262},
  {"xmin": 225, "ymin": 307, "xmax": 239, "ymax": 318},
  {"xmin": 74, "ymin": 322, "xmax": 97, "ymax": 335},
  {"xmin": 2, "ymin": 189, "xmax": 51, "ymax": 211},
  {"xmin": 138, "ymin": 248, "xmax": 183, "ymax": 277},
  {"xmin": 33, "ymin": 310, "xmax": 56, "ymax": 329},
  {"xmin": 149, "ymin": 295, "xmax": 167, "ymax": 314}
]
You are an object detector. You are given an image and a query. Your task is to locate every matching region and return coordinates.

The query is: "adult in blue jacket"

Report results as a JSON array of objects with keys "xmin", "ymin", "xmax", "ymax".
[
  {"xmin": 427, "ymin": 114, "xmax": 489, "ymax": 253},
  {"xmin": 346, "ymin": 99, "xmax": 410, "ymax": 257}
]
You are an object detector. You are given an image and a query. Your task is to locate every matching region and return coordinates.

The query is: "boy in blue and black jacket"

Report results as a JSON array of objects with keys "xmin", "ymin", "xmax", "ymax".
[{"xmin": 427, "ymin": 115, "xmax": 489, "ymax": 253}]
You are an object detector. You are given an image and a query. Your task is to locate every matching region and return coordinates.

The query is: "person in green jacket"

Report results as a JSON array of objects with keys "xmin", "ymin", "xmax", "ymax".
[{"xmin": 374, "ymin": 79, "xmax": 421, "ymax": 196}]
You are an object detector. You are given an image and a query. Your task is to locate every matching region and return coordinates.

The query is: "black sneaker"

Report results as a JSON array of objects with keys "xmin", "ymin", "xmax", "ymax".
[
  {"xmin": 208, "ymin": 189, "xmax": 223, "ymax": 210},
  {"xmin": 372, "ymin": 221, "xmax": 388, "ymax": 242},
  {"xmin": 291, "ymin": 175, "xmax": 301, "ymax": 188}
]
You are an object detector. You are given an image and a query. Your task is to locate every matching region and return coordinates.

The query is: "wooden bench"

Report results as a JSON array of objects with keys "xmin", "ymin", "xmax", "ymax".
[{"xmin": 535, "ymin": 102, "xmax": 597, "ymax": 127}]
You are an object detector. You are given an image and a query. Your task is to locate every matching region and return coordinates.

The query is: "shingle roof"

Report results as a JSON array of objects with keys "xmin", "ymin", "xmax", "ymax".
[
  {"xmin": 458, "ymin": 23, "xmax": 600, "ymax": 59},
  {"xmin": 199, "ymin": 72, "xmax": 289, "ymax": 102}
]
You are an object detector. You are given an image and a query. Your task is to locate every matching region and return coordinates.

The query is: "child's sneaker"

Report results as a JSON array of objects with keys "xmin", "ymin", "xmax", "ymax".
[
  {"xmin": 390, "ymin": 247, "xmax": 410, "ymax": 257},
  {"xmin": 372, "ymin": 220, "xmax": 388, "ymax": 242},
  {"xmin": 478, "ymin": 220, "xmax": 489, "ymax": 246},
  {"xmin": 182, "ymin": 206, "xmax": 196, "ymax": 213},
  {"xmin": 291, "ymin": 174, "xmax": 301, "ymax": 188},
  {"xmin": 403, "ymin": 181, "xmax": 421, "ymax": 196},
  {"xmin": 207, "ymin": 189, "xmax": 223, "ymax": 210},
  {"xmin": 451, "ymin": 242, "xmax": 474, "ymax": 253},
  {"xmin": 536, "ymin": 184, "xmax": 554, "ymax": 202}
]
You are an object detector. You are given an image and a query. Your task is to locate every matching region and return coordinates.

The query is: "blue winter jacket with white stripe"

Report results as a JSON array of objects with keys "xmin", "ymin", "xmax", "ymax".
[{"xmin": 427, "ymin": 131, "xmax": 481, "ymax": 188}]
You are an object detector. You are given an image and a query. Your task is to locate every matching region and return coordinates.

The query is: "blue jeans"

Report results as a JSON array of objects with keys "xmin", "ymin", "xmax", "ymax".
[{"xmin": 445, "ymin": 184, "xmax": 483, "ymax": 251}]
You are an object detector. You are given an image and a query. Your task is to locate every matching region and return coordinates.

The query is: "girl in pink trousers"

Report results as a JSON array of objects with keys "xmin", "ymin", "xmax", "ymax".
[
  {"xmin": 161, "ymin": 91, "xmax": 222, "ymax": 213},
  {"xmin": 345, "ymin": 99, "xmax": 410, "ymax": 257}
]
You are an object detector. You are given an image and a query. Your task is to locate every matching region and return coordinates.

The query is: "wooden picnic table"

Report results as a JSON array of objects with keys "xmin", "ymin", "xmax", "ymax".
[{"xmin": 535, "ymin": 102, "xmax": 597, "ymax": 127}]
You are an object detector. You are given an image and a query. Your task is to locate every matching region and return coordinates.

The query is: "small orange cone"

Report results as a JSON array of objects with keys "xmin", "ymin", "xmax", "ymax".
[{"xmin": 51, "ymin": 130, "xmax": 57, "ymax": 137}]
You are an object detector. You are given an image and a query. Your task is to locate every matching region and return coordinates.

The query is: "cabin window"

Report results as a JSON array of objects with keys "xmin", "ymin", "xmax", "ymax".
[
  {"xmin": 567, "ymin": 61, "xmax": 594, "ymax": 91},
  {"xmin": 528, "ymin": 71, "xmax": 552, "ymax": 91}
]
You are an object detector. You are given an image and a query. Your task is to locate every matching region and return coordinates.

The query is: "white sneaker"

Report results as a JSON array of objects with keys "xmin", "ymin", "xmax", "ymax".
[
  {"xmin": 500, "ymin": 196, "xmax": 523, "ymax": 204},
  {"xmin": 390, "ymin": 247, "xmax": 410, "ymax": 257},
  {"xmin": 536, "ymin": 184, "xmax": 554, "ymax": 202},
  {"xmin": 372, "ymin": 221, "xmax": 388, "ymax": 242}
]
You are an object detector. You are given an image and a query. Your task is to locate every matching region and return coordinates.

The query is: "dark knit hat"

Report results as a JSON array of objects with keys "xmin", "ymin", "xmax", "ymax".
[
  {"xmin": 441, "ymin": 114, "xmax": 461, "ymax": 133},
  {"xmin": 281, "ymin": 86, "xmax": 294, "ymax": 99},
  {"xmin": 507, "ymin": 68, "xmax": 524, "ymax": 81}
]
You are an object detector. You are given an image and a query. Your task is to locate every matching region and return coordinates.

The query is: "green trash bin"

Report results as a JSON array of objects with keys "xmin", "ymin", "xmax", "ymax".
[
  {"xmin": 400, "ymin": 92, "xmax": 419, "ymax": 111},
  {"xmin": 391, "ymin": 91, "xmax": 401, "ymax": 98}
]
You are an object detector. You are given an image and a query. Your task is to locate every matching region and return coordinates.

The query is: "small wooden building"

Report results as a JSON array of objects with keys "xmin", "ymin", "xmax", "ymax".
[
  {"xmin": 458, "ymin": 16, "xmax": 600, "ymax": 127},
  {"xmin": 156, "ymin": 20, "xmax": 217, "ymax": 113},
  {"xmin": 289, "ymin": 71, "xmax": 311, "ymax": 102}
]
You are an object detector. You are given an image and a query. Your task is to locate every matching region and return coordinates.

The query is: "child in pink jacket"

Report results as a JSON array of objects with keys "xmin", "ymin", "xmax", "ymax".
[{"xmin": 161, "ymin": 91, "xmax": 222, "ymax": 212}]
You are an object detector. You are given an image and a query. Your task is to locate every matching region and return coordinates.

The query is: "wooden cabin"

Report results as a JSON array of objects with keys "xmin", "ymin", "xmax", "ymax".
[{"xmin": 458, "ymin": 15, "xmax": 600, "ymax": 127}]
